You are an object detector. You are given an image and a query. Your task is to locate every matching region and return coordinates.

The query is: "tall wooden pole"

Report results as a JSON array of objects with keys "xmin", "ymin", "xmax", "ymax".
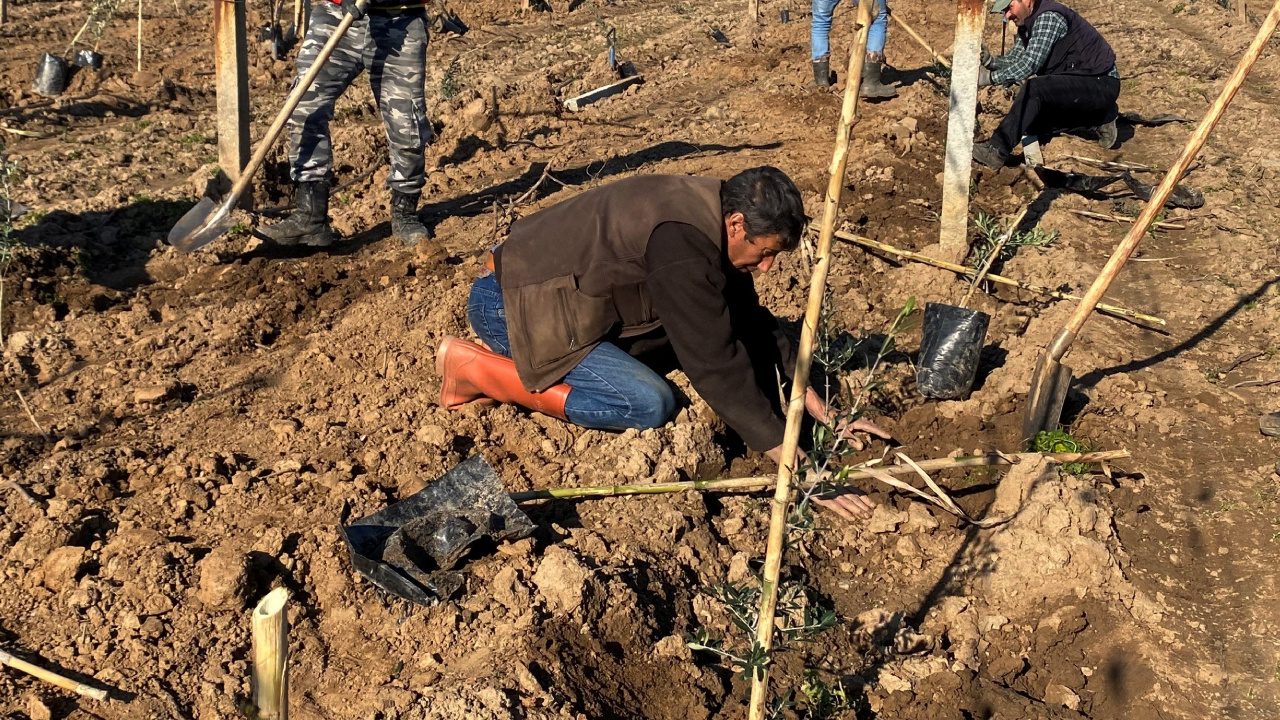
[
  {"xmin": 292, "ymin": 0, "xmax": 308, "ymax": 35},
  {"xmin": 214, "ymin": 0, "xmax": 251, "ymax": 205},
  {"xmin": 746, "ymin": 2, "xmax": 872, "ymax": 718},
  {"xmin": 938, "ymin": 0, "xmax": 989, "ymax": 262},
  {"xmin": 1, "ymin": 0, "xmax": 9, "ymax": 27}
]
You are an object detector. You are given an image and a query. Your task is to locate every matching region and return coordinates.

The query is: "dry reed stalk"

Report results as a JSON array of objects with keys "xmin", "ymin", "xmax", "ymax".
[
  {"xmin": 508, "ymin": 450, "xmax": 1131, "ymax": 502},
  {"xmin": 833, "ymin": 229, "xmax": 1166, "ymax": 325},
  {"xmin": 747, "ymin": 2, "xmax": 873, "ymax": 717}
]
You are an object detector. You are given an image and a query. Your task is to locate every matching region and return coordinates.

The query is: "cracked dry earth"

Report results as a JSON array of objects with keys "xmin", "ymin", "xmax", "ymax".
[{"xmin": 1, "ymin": 0, "xmax": 1280, "ymax": 718}]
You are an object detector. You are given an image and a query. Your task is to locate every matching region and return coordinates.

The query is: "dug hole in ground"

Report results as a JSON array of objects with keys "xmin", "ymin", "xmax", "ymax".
[{"xmin": 1, "ymin": 0, "xmax": 1279, "ymax": 717}]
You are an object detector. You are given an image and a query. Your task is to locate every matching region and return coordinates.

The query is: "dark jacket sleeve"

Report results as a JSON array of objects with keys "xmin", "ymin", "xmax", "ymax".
[{"xmin": 644, "ymin": 222, "xmax": 788, "ymax": 451}]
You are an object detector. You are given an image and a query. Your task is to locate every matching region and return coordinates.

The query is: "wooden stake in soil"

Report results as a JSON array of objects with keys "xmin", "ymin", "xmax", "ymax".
[
  {"xmin": 938, "ymin": 0, "xmax": 989, "ymax": 263},
  {"xmin": 1, "ymin": 0, "xmax": 8, "ymax": 27},
  {"xmin": 747, "ymin": 2, "xmax": 873, "ymax": 719},
  {"xmin": 15, "ymin": 389, "xmax": 50, "ymax": 442},
  {"xmin": 252, "ymin": 588, "xmax": 289, "ymax": 720},
  {"xmin": 889, "ymin": 13, "xmax": 951, "ymax": 68},
  {"xmin": 214, "ymin": 0, "xmax": 251, "ymax": 202},
  {"xmin": 0, "ymin": 648, "xmax": 108, "ymax": 701},
  {"xmin": 137, "ymin": 0, "xmax": 143, "ymax": 72}
]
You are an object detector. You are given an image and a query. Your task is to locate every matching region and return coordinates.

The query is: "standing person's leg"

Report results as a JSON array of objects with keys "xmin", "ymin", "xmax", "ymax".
[
  {"xmin": 859, "ymin": 0, "xmax": 897, "ymax": 98},
  {"xmin": 442, "ymin": 274, "xmax": 675, "ymax": 430},
  {"xmin": 810, "ymin": 0, "xmax": 841, "ymax": 86},
  {"xmin": 368, "ymin": 10, "xmax": 434, "ymax": 246},
  {"xmin": 256, "ymin": 2, "xmax": 365, "ymax": 247}
]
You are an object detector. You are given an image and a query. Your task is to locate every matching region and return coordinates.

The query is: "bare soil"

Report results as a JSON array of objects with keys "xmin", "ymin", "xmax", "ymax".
[{"xmin": 2, "ymin": 0, "xmax": 1280, "ymax": 718}]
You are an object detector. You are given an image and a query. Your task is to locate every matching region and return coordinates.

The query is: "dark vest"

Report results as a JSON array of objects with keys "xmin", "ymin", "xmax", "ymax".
[
  {"xmin": 1018, "ymin": 0, "xmax": 1116, "ymax": 77},
  {"xmin": 494, "ymin": 175, "xmax": 724, "ymax": 391}
]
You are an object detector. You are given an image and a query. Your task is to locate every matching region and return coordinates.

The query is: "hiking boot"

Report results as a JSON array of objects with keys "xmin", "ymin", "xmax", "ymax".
[
  {"xmin": 436, "ymin": 336, "xmax": 570, "ymax": 419},
  {"xmin": 1260, "ymin": 412, "xmax": 1280, "ymax": 437},
  {"xmin": 390, "ymin": 189, "xmax": 431, "ymax": 247},
  {"xmin": 809, "ymin": 59, "xmax": 831, "ymax": 88},
  {"xmin": 255, "ymin": 181, "xmax": 334, "ymax": 247},
  {"xmin": 1096, "ymin": 118, "xmax": 1118, "ymax": 149},
  {"xmin": 972, "ymin": 142, "xmax": 1008, "ymax": 169},
  {"xmin": 859, "ymin": 57, "xmax": 897, "ymax": 99}
]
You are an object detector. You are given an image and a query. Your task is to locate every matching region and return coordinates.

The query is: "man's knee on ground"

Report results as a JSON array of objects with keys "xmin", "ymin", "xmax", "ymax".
[{"xmin": 630, "ymin": 383, "xmax": 677, "ymax": 429}]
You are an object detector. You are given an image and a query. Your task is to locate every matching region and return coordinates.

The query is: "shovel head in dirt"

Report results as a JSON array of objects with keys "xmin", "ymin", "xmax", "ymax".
[
  {"xmin": 341, "ymin": 454, "xmax": 535, "ymax": 605},
  {"xmin": 1021, "ymin": 350, "xmax": 1073, "ymax": 443}
]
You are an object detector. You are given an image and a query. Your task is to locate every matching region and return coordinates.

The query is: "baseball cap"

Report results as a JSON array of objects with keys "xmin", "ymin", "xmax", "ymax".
[{"xmin": 991, "ymin": 0, "xmax": 1013, "ymax": 13}]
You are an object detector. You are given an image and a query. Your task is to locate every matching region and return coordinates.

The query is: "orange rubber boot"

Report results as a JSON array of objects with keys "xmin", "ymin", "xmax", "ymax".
[{"xmin": 435, "ymin": 336, "xmax": 570, "ymax": 420}]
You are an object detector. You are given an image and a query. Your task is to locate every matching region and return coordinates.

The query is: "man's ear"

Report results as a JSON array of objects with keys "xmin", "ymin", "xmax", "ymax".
[{"xmin": 725, "ymin": 211, "xmax": 746, "ymax": 238}]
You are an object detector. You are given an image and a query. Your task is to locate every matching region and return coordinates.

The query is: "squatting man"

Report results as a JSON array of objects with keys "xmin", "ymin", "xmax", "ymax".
[
  {"xmin": 972, "ymin": 0, "xmax": 1122, "ymax": 168},
  {"xmin": 257, "ymin": 0, "xmax": 434, "ymax": 249},
  {"xmin": 435, "ymin": 167, "xmax": 890, "ymax": 519}
]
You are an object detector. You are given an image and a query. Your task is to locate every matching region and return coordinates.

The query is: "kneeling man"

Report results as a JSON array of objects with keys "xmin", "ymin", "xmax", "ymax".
[
  {"xmin": 435, "ymin": 167, "xmax": 886, "ymax": 516},
  {"xmin": 974, "ymin": 0, "xmax": 1122, "ymax": 168}
]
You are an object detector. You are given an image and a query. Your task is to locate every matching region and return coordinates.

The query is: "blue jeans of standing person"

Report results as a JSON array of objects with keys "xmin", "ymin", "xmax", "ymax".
[
  {"xmin": 811, "ymin": 0, "xmax": 889, "ymax": 61},
  {"xmin": 467, "ymin": 273, "xmax": 677, "ymax": 431}
]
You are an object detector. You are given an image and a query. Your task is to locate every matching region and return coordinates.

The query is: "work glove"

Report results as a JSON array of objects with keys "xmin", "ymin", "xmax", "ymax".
[
  {"xmin": 978, "ymin": 66, "xmax": 993, "ymax": 88},
  {"xmin": 339, "ymin": 0, "xmax": 365, "ymax": 21},
  {"xmin": 980, "ymin": 44, "xmax": 994, "ymax": 68}
]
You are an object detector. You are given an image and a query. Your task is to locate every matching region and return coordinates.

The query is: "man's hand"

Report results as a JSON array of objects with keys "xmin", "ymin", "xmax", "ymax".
[
  {"xmin": 980, "ymin": 44, "xmax": 994, "ymax": 68},
  {"xmin": 804, "ymin": 388, "xmax": 892, "ymax": 450},
  {"xmin": 812, "ymin": 488, "xmax": 877, "ymax": 521},
  {"xmin": 339, "ymin": 0, "xmax": 365, "ymax": 20},
  {"xmin": 978, "ymin": 66, "xmax": 993, "ymax": 88}
]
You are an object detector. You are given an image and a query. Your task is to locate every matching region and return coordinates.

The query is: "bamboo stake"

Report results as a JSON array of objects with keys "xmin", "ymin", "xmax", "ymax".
[
  {"xmin": 889, "ymin": 13, "xmax": 951, "ymax": 68},
  {"xmin": 748, "ymin": 0, "xmax": 757, "ymax": 22},
  {"xmin": 510, "ymin": 450, "xmax": 1130, "ymax": 501},
  {"xmin": 1069, "ymin": 208, "xmax": 1185, "ymax": 230},
  {"xmin": 832, "ymin": 229, "xmax": 1166, "ymax": 325},
  {"xmin": 748, "ymin": 3, "xmax": 872, "ymax": 719},
  {"xmin": 137, "ymin": 0, "xmax": 143, "ymax": 72},
  {"xmin": 66, "ymin": 16, "xmax": 94, "ymax": 57},
  {"xmin": 0, "ymin": 649, "xmax": 108, "ymax": 701},
  {"xmin": 961, "ymin": 206, "xmax": 1028, "ymax": 308},
  {"xmin": 15, "ymin": 390, "xmax": 50, "ymax": 442},
  {"xmin": 5, "ymin": 476, "xmax": 41, "ymax": 507},
  {"xmin": 252, "ymin": 588, "xmax": 289, "ymax": 720}
]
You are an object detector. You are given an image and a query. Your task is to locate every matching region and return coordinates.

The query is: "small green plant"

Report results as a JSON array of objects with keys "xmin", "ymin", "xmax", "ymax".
[
  {"xmin": 1031, "ymin": 430, "xmax": 1095, "ymax": 474},
  {"xmin": 439, "ymin": 57, "xmax": 463, "ymax": 102},
  {"xmin": 969, "ymin": 210, "xmax": 1058, "ymax": 269},
  {"xmin": 1172, "ymin": 2, "xmax": 1185, "ymax": 13},
  {"xmin": 1204, "ymin": 368, "xmax": 1222, "ymax": 385},
  {"xmin": 180, "ymin": 132, "xmax": 206, "ymax": 147},
  {"xmin": 800, "ymin": 670, "xmax": 857, "ymax": 719},
  {"xmin": 1244, "ymin": 299, "xmax": 1258, "ymax": 311}
]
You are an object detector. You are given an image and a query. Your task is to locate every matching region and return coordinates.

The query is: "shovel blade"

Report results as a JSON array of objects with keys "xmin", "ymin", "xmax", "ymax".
[
  {"xmin": 1022, "ymin": 352, "xmax": 1073, "ymax": 443},
  {"xmin": 168, "ymin": 196, "xmax": 234, "ymax": 253}
]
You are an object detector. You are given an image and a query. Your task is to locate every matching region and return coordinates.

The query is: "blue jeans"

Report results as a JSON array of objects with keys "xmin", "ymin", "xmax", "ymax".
[
  {"xmin": 811, "ymin": 0, "xmax": 889, "ymax": 60},
  {"xmin": 467, "ymin": 273, "xmax": 677, "ymax": 431}
]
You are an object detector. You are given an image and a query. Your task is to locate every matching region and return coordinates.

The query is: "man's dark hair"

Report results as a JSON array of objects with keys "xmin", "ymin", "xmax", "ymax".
[{"xmin": 720, "ymin": 166, "xmax": 807, "ymax": 250}]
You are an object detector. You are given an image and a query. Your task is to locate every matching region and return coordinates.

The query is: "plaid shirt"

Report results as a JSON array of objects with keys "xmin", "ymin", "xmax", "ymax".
[{"xmin": 990, "ymin": 12, "xmax": 1119, "ymax": 85}]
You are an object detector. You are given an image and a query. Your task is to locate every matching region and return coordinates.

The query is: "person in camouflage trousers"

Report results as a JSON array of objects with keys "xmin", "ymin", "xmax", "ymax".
[{"xmin": 257, "ymin": 0, "xmax": 433, "ymax": 248}]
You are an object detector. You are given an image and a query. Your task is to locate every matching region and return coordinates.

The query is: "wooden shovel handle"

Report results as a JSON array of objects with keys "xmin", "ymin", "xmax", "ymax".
[
  {"xmin": 1050, "ymin": 0, "xmax": 1280, "ymax": 361},
  {"xmin": 226, "ymin": 0, "xmax": 369, "ymax": 202}
]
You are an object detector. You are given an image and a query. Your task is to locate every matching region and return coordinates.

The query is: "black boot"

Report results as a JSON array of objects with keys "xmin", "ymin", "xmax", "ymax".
[
  {"xmin": 972, "ymin": 142, "xmax": 1008, "ymax": 169},
  {"xmin": 1096, "ymin": 118, "xmax": 1118, "ymax": 149},
  {"xmin": 255, "ymin": 181, "xmax": 334, "ymax": 247},
  {"xmin": 390, "ymin": 190, "xmax": 432, "ymax": 247},
  {"xmin": 809, "ymin": 59, "xmax": 831, "ymax": 88},
  {"xmin": 859, "ymin": 57, "xmax": 897, "ymax": 99}
]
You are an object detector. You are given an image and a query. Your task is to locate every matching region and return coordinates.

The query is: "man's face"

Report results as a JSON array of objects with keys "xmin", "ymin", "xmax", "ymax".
[
  {"xmin": 1003, "ymin": 0, "xmax": 1034, "ymax": 25},
  {"xmin": 724, "ymin": 212, "xmax": 787, "ymax": 273}
]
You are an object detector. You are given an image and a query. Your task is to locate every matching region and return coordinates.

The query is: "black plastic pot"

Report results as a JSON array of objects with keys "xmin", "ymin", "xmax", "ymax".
[
  {"xmin": 32, "ymin": 53, "xmax": 69, "ymax": 97},
  {"xmin": 780, "ymin": 9, "xmax": 791, "ymax": 22},
  {"xmin": 916, "ymin": 302, "xmax": 990, "ymax": 400},
  {"xmin": 73, "ymin": 49, "xmax": 104, "ymax": 69}
]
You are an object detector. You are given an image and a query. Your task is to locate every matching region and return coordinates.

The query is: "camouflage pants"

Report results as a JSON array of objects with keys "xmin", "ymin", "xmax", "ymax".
[{"xmin": 287, "ymin": 1, "xmax": 431, "ymax": 194}]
